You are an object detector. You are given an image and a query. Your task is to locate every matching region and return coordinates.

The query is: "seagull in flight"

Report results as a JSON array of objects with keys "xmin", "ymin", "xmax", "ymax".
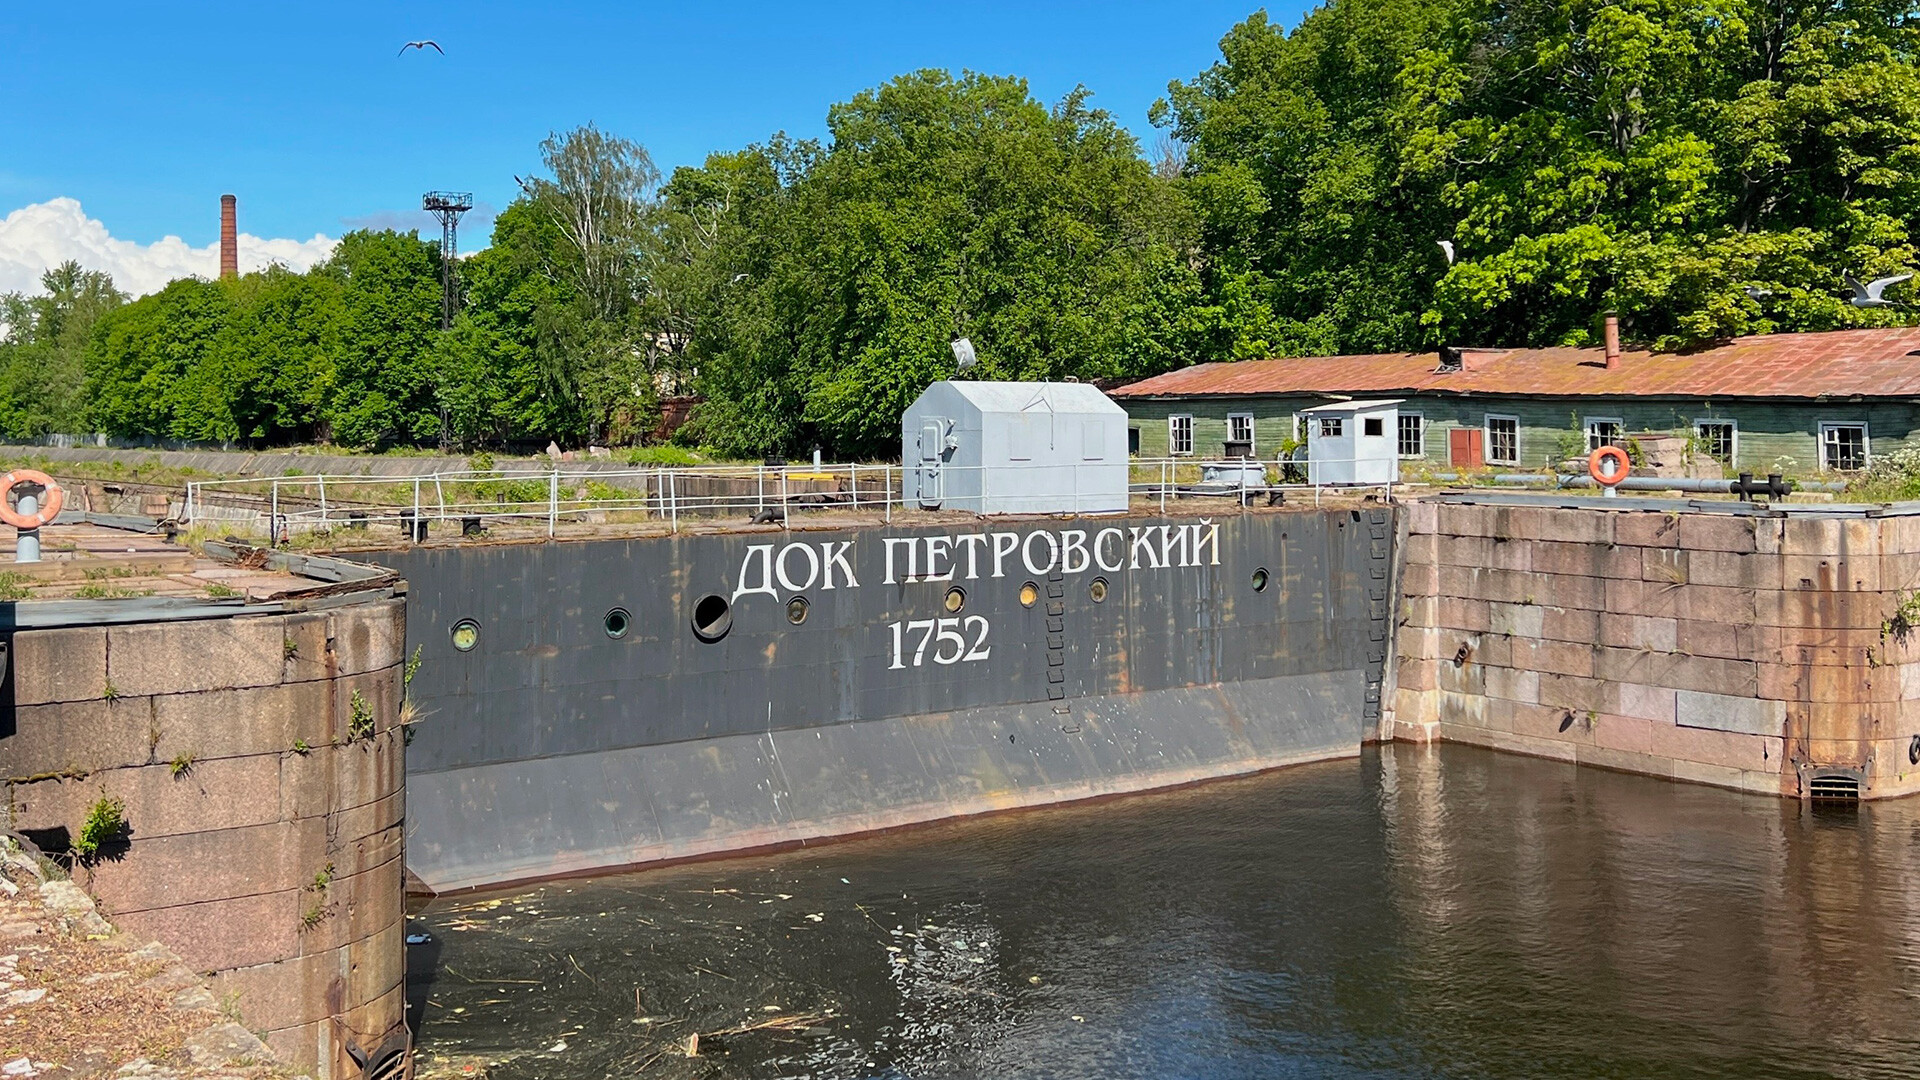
[
  {"xmin": 1846, "ymin": 271, "xmax": 1912, "ymax": 308},
  {"xmin": 398, "ymin": 40, "xmax": 444, "ymax": 56},
  {"xmin": 1437, "ymin": 239, "xmax": 1455, "ymax": 264}
]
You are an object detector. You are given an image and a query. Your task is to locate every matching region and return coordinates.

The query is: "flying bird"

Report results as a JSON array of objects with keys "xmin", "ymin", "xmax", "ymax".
[
  {"xmin": 398, "ymin": 40, "xmax": 444, "ymax": 56},
  {"xmin": 1846, "ymin": 272, "xmax": 1912, "ymax": 308},
  {"xmin": 1437, "ymin": 239, "xmax": 1455, "ymax": 265},
  {"xmin": 1744, "ymin": 286, "xmax": 1773, "ymax": 299},
  {"xmin": 951, "ymin": 337, "xmax": 979, "ymax": 372}
]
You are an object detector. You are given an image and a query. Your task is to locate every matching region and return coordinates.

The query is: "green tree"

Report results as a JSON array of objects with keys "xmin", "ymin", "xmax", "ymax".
[
  {"xmin": 0, "ymin": 262, "xmax": 125, "ymax": 437},
  {"xmin": 320, "ymin": 230, "xmax": 445, "ymax": 448},
  {"xmin": 85, "ymin": 277, "xmax": 230, "ymax": 438},
  {"xmin": 680, "ymin": 71, "xmax": 1235, "ymax": 458}
]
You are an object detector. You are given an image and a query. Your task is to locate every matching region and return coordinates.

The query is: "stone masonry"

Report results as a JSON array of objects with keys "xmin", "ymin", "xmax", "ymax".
[
  {"xmin": 1392, "ymin": 499, "xmax": 1920, "ymax": 800},
  {"xmin": 1, "ymin": 597, "xmax": 408, "ymax": 1077}
]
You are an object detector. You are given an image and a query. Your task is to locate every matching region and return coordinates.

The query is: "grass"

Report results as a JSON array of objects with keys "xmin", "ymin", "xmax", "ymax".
[
  {"xmin": 168, "ymin": 753, "xmax": 193, "ymax": 779},
  {"xmin": 203, "ymin": 582, "xmax": 241, "ymax": 598},
  {"xmin": 72, "ymin": 584, "xmax": 156, "ymax": 600},
  {"xmin": 0, "ymin": 571, "xmax": 31, "ymax": 600}
]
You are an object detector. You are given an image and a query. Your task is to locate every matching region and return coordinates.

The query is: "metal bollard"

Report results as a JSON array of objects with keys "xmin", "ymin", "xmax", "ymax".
[{"xmin": 15, "ymin": 492, "xmax": 38, "ymax": 563}]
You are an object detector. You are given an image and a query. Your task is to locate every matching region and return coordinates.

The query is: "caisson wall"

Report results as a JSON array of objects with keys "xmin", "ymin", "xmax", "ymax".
[
  {"xmin": 1, "ymin": 596, "xmax": 409, "ymax": 1076},
  {"xmin": 1392, "ymin": 496, "xmax": 1920, "ymax": 800}
]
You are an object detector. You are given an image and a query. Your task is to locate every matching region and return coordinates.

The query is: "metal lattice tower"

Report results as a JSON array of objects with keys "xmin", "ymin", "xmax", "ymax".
[{"xmin": 422, "ymin": 191, "xmax": 474, "ymax": 330}]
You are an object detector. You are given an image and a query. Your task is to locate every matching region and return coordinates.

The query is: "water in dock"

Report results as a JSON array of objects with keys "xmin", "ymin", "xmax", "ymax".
[{"xmin": 406, "ymin": 744, "xmax": 1920, "ymax": 1079}]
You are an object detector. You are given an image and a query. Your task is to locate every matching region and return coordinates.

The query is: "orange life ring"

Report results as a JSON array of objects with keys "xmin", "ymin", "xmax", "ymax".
[
  {"xmin": 1588, "ymin": 446, "xmax": 1631, "ymax": 487},
  {"xmin": 0, "ymin": 469, "xmax": 62, "ymax": 529}
]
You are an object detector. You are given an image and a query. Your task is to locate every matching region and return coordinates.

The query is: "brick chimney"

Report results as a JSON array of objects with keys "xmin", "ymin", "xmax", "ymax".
[
  {"xmin": 219, "ymin": 194, "xmax": 238, "ymax": 280},
  {"xmin": 1603, "ymin": 312, "xmax": 1621, "ymax": 369}
]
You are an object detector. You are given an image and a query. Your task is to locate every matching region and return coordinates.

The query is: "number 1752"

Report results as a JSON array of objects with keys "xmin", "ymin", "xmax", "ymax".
[{"xmin": 889, "ymin": 616, "xmax": 991, "ymax": 668}]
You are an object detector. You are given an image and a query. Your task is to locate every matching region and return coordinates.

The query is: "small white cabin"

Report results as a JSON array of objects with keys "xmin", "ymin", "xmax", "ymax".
[
  {"xmin": 1302, "ymin": 399, "xmax": 1402, "ymax": 485},
  {"xmin": 900, "ymin": 381, "xmax": 1129, "ymax": 514}
]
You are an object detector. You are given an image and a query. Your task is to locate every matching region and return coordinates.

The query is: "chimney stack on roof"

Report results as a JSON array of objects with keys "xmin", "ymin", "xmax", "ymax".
[
  {"xmin": 219, "ymin": 194, "xmax": 238, "ymax": 280},
  {"xmin": 1604, "ymin": 312, "xmax": 1621, "ymax": 370}
]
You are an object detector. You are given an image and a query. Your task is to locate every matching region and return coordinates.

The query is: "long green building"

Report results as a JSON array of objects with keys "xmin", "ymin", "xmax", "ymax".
[{"xmin": 1108, "ymin": 328, "xmax": 1920, "ymax": 476}]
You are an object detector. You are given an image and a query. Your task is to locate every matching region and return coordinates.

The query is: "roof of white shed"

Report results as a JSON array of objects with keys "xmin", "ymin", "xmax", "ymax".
[{"xmin": 928, "ymin": 380, "xmax": 1125, "ymax": 416}]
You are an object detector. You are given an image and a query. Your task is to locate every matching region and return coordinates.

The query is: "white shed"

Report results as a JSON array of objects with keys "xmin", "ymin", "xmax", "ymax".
[
  {"xmin": 900, "ymin": 381, "xmax": 1129, "ymax": 514},
  {"xmin": 1302, "ymin": 399, "xmax": 1402, "ymax": 485}
]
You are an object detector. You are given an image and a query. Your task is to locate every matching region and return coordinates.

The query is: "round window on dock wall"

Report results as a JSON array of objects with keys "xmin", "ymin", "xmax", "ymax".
[
  {"xmin": 1252, "ymin": 568, "xmax": 1270, "ymax": 593},
  {"xmin": 1089, "ymin": 577, "xmax": 1109, "ymax": 603},
  {"xmin": 604, "ymin": 608, "xmax": 632, "ymax": 639},
  {"xmin": 692, "ymin": 595, "xmax": 733, "ymax": 643},
  {"xmin": 450, "ymin": 619, "xmax": 480, "ymax": 652},
  {"xmin": 944, "ymin": 586, "xmax": 966, "ymax": 613},
  {"xmin": 1019, "ymin": 582, "xmax": 1039, "ymax": 608},
  {"xmin": 787, "ymin": 597, "xmax": 810, "ymax": 625}
]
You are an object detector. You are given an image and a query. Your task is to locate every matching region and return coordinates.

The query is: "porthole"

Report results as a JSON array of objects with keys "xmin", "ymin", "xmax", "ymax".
[
  {"xmin": 604, "ymin": 608, "xmax": 631, "ymax": 639},
  {"xmin": 450, "ymin": 619, "xmax": 480, "ymax": 652},
  {"xmin": 691, "ymin": 594, "xmax": 733, "ymax": 643},
  {"xmin": 944, "ymin": 586, "xmax": 966, "ymax": 614},
  {"xmin": 1019, "ymin": 581, "xmax": 1039, "ymax": 608},
  {"xmin": 1089, "ymin": 577, "xmax": 1109, "ymax": 603},
  {"xmin": 1251, "ymin": 568, "xmax": 1270, "ymax": 593},
  {"xmin": 787, "ymin": 597, "xmax": 810, "ymax": 625}
]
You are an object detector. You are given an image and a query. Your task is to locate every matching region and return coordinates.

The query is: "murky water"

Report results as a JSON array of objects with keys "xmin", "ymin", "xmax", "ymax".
[{"xmin": 407, "ymin": 745, "xmax": 1920, "ymax": 1079}]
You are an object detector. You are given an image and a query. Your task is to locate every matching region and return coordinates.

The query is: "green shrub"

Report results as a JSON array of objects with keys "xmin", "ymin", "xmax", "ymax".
[
  {"xmin": 74, "ymin": 794, "xmax": 127, "ymax": 859},
  {"xmin": 625, "ymin": 445, "xmax": 701, "ymax": 467}
]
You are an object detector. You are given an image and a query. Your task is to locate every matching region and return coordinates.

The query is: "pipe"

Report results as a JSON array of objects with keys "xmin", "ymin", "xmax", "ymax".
[
  {"xmin": 220, "ymin": 195, "xmax": 238, "ymax": 280},
  {"xmin": 15, "ymin": 493, "xmax": 38, "ymax": 563},
  {"xmin": 1422, "ymin": 471, "xmax": 1847, "ymax": 493}
]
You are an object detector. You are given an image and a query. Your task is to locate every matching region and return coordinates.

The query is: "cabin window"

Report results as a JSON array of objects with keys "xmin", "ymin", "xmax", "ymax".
[
  {"xmin": 1362, "ymin": 416, "xmax": 1384, "ymax": 438},
  {"xmin": 1127, "ymin": 426, "xmax": 1141, "ymax": 455},
  {"xmin": 1319, "ymin": 417, "xmax": 1344, "ymax": 438},
  {"xmin": 1398, "ymin": 413, "xmax": 1425, "ymax": 458},
  {"xmin": 1820, "ymin": 422, "xmax": 1869, "ymax": 471},
  {"xmin": 1585, "ymin": 417, "xmax": 1624, "ymax": 452},
  {"xmin": 1228, "ymin": 413, "xmax": 1255, "ymax": 452},
  {"xmin": 1694, "ymin": 420, "xmax": 1736, "ymax": 465},
  {"xmin": 1486, "ymin": 415, "xmax": 1520, "ymax": 465},
  {"xmin": 1169, "ymin": 414, "xmax": 1194, "ymax": 456}
]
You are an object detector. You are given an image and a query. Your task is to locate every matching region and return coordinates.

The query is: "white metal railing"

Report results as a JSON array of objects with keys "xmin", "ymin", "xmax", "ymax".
[{"xmin": 180, "ymin": 456, "xmax": 1392, "ymax": 541}]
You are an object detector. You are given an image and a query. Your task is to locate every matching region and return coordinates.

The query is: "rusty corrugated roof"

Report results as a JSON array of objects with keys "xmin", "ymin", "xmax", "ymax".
[{"xmin": 1107, "ymin": 328, "xmax": 1920, "ymax": 400}]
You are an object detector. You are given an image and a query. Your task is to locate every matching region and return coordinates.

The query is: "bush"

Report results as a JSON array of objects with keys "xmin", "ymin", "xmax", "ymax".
[
  {"xmin": 1851, "ymin": 446, "xmax": 1920, "ymax": 501},
  {"xmin": 75, "ymin": 794, "xmax": 127, "ymax": 859}
]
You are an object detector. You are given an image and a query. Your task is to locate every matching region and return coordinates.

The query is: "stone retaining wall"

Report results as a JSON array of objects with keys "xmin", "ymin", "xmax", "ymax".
[
  {"xmin": 1393, "ymin": 500, "xmax": 1920, "ymax": 799},
  {"xmin": 1, "ymin": 598, "xmax": 408, "ymax": 1077}
]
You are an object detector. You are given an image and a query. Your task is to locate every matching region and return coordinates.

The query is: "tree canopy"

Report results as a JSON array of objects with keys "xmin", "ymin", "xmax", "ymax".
[{"xmin": 6, "ymin": 0, "xmax": 1920, "ymax": 454}]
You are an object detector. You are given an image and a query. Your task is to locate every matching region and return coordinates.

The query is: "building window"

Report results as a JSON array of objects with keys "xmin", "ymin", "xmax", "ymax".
[
  {"xmin": 1228, "ymin": 413, "xmax": 1255, "ymax": 452},
  {"xmin": 1694, "ymin": 420, "xmax": 1735, "ymax": 465},
  {"xmin": 1319, "ymin": 417, "xmax": 1344, "ymax": 438},
  {"xmin": 1127, "ymin": 426, "xmax": 1141, "ymax": 455},
  {"xmin": 1820, "ymin": 422, "xmax": 1869, "ymax": 471},
  {"xmin": 1398, "ymin": 413, "xmax": 1425, "ymax": 458},
  {"xmin": 1363, "ymin": 416, "xmax": 1384, "ymax": 438},
  {"xmin": 1169, "ymin": 414, "xmax": 1194, "ymax": 456},
  {"xmin": 1585, "ymin": 417, "xmax": 1624, "ymax": 452},
  {"xmin": 1486, "ymin": 415, "xmax": 1520, "ymax": 465}
]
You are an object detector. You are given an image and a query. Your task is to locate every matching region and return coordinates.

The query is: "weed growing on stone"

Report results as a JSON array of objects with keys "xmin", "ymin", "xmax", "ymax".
[
  {"xmin": 203, "ymin": 582, "xmax": 241, "ymax": 598},
  {"xmin": 74, "ymin": 794, "xmax": 127, "ymax": 860},
  {"xmin": 348, "ymin": 690, "xmax": 376, "ymax": 741},
  {"xmin": 101, "ymin": 680, "xmax": 120, "ymax": 702},
  {"xmin": 168, "ymin": 753, "xmax": 194, "ymax": 779},
  {"xmin": 283, "ymin": 636, "xmax": 299, "ymax": 661},
  {"xmin": 292, "ymin": 738, "xmax": 311, "ymax": 754},
  {"xmin": 0, "ymin": 571, "xmax": 30, "ymax": 600}
]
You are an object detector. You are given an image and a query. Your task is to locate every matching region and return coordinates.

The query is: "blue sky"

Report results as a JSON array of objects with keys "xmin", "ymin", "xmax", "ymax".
[{"xmin": 1, "ymin": 1, "xmax": 1291, "ymax": 257}]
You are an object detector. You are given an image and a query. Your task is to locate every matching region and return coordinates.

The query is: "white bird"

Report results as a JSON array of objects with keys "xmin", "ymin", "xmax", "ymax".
[
  {"xmin": 1437, "ymin": 240, "xmax": 1455, "ymax": 265},
  {"xmin": 731, "ymin": 273, "xmax": 750, "ymax": 284},
  {"xmin": 398, "ymin": 40, "xmax": 444, "ymax": 56},
  {"xmin": 1846, "ymin": 272, "xmax": 1912, "ymax": 308},
  {"xmin": 1744, "ymin": 286, "xmax": 1772, "ymax": 299},
  {"xmin": 951, "ymin": 337, "xmax": 978, "ymax": 372}
]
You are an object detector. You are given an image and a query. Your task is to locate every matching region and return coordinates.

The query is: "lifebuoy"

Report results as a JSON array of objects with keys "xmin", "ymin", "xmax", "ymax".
[
  {"xmin": 0, "ymin": 469, "xmax": 63, "ymax": 529},
  {"xmin": 1588, "ymin": 446, "xmax": 1630, "ymax": 487}
]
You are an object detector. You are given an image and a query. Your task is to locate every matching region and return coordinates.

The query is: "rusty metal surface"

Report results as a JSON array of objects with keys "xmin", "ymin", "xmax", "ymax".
[
  {"xmin": 1108, "ymin": 326, "xmax": 1920, "ymax": 401},
  {"xmin": 374, "ymin": 508, "xmax": 1395, "ymax": 890}
]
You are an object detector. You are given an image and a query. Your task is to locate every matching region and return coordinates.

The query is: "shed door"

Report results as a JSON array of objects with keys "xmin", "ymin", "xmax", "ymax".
[{"xmin": 918, "ymin": 419, "xmax": 944, "ymax": 508}]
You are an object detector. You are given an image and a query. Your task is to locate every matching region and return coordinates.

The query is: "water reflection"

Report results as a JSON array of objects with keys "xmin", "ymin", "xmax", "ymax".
[{"xmin": 410, "ymin": 745, "xmax": 1920, "ymax": 1079}]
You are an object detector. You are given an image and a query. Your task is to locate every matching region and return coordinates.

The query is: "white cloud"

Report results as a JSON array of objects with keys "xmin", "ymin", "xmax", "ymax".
[{"xmin": 0, "ymin": 197, "xmax": 337, "ymax": 298}]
